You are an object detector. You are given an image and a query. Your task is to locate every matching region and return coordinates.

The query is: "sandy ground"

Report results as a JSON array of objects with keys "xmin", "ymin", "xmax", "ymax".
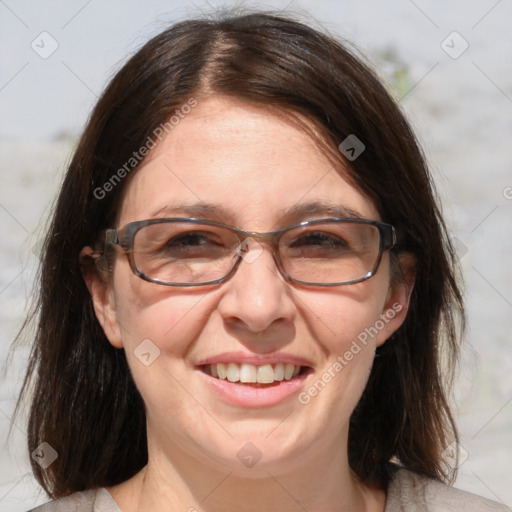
[{"xmin": 1, "ymin": 1, "xmax": 511, "ymax": 510}]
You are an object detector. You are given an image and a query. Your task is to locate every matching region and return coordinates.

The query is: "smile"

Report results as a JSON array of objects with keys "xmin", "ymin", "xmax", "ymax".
[
  {"xmin": 202, "ymin": 362, "xmax": 305, "ymax": 385},
  {"xmin": 197, "ymin": 362, "xmax": 313, "ymax": 407}
]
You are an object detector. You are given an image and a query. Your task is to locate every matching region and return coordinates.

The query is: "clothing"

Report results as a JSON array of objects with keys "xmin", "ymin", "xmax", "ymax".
[
  {"xmin": 385, "ymin": 469, "xmax": 510, "ymax": 511},
  {"xmin": 28, "ymin": 487, "xmax": 120, "ymax": 511},
  {"xmin": 28, "ymin": 468, "xmax": 511, "ymax": 511}
]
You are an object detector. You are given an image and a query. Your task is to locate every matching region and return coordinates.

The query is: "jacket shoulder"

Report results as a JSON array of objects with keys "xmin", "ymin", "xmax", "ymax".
[
  {"xmin": 27, "ymin": 487, "xmax": 120, "ymax": 512},
  {"xmin": 386, "ymin": 468, "xmax": 511, "ymax": 512}
]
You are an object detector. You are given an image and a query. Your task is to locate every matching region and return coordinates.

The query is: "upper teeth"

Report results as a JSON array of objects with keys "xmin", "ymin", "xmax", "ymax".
[{"xmin": 209, "ymin": 363, "xmax": 301, "ymax": 383}]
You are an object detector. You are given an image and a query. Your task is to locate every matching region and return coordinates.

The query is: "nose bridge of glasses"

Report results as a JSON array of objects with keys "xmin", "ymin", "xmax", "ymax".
[
  {"xmin": 230, "ymin": 228, "xmax": 287, "ymax": 277},
  {"xmin": 232, "ymin": 227, "xmax": 282, "ymax": 255}
]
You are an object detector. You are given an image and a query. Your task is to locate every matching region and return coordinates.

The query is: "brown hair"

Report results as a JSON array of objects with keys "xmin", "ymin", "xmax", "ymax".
[{"xmin": 14, "ymin": 10, "xmax": 464, "ymax": 498}]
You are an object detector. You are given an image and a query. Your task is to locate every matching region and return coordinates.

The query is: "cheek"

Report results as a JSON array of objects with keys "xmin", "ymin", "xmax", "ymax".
[
  {"xmin": 112, "ymin": 261, "xmax": 215, "ymax": 357},
  {"xmin": 111, "ymin": 277, "xmax": 218, "ymax": 428},
  {"xmin": 294, "ymin": 283, "xmax": 389, "ymax": 417},
  {"xmin": 299, "ymin": 282, "xmax": 389, "ymax": 354}
]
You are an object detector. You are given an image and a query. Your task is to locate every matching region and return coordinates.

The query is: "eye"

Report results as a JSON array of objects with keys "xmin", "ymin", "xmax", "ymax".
[
  {"xmin": 291, "ymin": 232, "xmax": 348, "ymax": 248},
  {"xmin": 157, "ymin": 231, "xmax": 227, "ymax": 259},
  {"xmin": 135, "ymin": 223, "xmax": 240, "ymax": 263},
  {"xmin": 283, "ymin": 230, "xmax": 352, "ymax": 259},
  {"xmin": 167, "ymin": 232, "xmax": 211, "ymax": 247}
]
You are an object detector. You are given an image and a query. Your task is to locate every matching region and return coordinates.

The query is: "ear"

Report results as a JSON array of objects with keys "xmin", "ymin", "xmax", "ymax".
[
  {"xmin": 79, "ymin": 246, "xmax": 124, "ymax": 348},
  {"xmin": 376, "ymin": 252, "xmax": 416, "ymax": 347}
]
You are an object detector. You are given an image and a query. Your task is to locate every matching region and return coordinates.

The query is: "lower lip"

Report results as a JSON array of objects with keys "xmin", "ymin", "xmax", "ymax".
[{"xmin": 197, "ymin": 368, "xmax": 311, "ymax": 408}]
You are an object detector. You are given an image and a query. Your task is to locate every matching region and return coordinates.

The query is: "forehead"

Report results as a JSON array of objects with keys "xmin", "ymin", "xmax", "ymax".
[{"xmin": 117, "ymin": 97, "xmax": 379, "ymax": 228}]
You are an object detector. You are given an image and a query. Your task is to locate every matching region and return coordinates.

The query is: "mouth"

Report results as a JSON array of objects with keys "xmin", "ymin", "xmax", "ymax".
[{"xmin": 199, "ymin": 362, "xmax": 313, "ymax": 387}]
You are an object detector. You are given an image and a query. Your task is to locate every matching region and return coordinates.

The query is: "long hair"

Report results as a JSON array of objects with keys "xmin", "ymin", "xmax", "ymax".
[{"xmin": 14, "ymin": 10, "xmax": 464, "ymax": 498}]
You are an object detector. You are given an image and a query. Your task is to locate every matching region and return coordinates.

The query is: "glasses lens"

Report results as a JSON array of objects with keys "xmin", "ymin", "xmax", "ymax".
[
  {"xmin": 132, "ymin": 222, "xmax": 239, "ymax": 284},
  {"xmin": 279, "ymin": 221, "xmax": 381, "ymax": 284}
]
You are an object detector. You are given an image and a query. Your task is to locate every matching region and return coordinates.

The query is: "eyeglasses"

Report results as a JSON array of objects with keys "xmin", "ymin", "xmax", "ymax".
[{"xmin": 102, "ymin": 217, "xmax": 396, "ymax": 287}]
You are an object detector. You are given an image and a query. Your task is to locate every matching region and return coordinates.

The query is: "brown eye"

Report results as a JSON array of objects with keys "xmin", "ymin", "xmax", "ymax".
[{"xmin": 290, "ymin": 232, "xmax": 349, "ymax": 249}]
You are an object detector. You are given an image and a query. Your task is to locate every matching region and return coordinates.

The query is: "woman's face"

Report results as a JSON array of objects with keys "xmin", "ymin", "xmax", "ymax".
[{"xmin": 91, "ymin": 97, "xmax": 409, "ymax": 477}]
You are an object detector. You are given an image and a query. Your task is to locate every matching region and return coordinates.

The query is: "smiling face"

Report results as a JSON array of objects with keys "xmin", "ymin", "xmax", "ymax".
[{"xmin": 87, "ymin": 96, "xmax": 410, "ymax": 478}]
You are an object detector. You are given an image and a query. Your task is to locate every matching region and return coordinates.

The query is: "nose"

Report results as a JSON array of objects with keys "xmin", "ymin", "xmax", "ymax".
[{"xmin": 217, "ymin": 239, "xmax": 296, "ymax": 337}]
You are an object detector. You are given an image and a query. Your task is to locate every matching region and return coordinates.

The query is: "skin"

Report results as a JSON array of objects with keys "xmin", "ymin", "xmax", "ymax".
[{"xmin": 82, "ymin": 97, "xmax": 413, "ymax": 512}]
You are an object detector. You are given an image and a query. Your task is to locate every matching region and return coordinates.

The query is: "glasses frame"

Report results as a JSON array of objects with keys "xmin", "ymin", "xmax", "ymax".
[{"xmin": 103, "ymin": 217, "xmax": 396, "ymax": 287}]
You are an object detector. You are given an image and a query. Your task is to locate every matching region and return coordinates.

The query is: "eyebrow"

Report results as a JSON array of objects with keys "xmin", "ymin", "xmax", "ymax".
[
  {"xmin": 148, "ymin": 202, "xmax": 231, "ymax": 221},
  {"xmin": 148, "ymin": 201, "xmax": 367, "ymax": 226},
  {"xmin": 282, "ymin": 202, "xmax": 365, "ymax": 223}
]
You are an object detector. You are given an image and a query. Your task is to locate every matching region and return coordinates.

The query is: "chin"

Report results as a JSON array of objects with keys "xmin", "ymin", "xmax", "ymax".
[{"xmin": 195, "ymin": 434, "xmax": 309, "ymax": 478}]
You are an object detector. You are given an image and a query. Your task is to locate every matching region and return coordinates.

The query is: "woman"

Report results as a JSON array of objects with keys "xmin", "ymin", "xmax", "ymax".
[{"xmin": 17, "ymin": 10, "xmax": 509, "ymax": 512}]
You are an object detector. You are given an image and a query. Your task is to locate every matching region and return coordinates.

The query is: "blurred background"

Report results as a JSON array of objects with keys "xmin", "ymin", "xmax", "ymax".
[{"xmin": 1, "ymin": 1, "xmax": 511, "ymax": 510}]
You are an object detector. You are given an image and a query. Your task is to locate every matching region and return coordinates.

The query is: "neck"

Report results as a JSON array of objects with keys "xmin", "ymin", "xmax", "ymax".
[{"xmin": 109, "ymin": 432, "xmax": 386, "ymax": 512}]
